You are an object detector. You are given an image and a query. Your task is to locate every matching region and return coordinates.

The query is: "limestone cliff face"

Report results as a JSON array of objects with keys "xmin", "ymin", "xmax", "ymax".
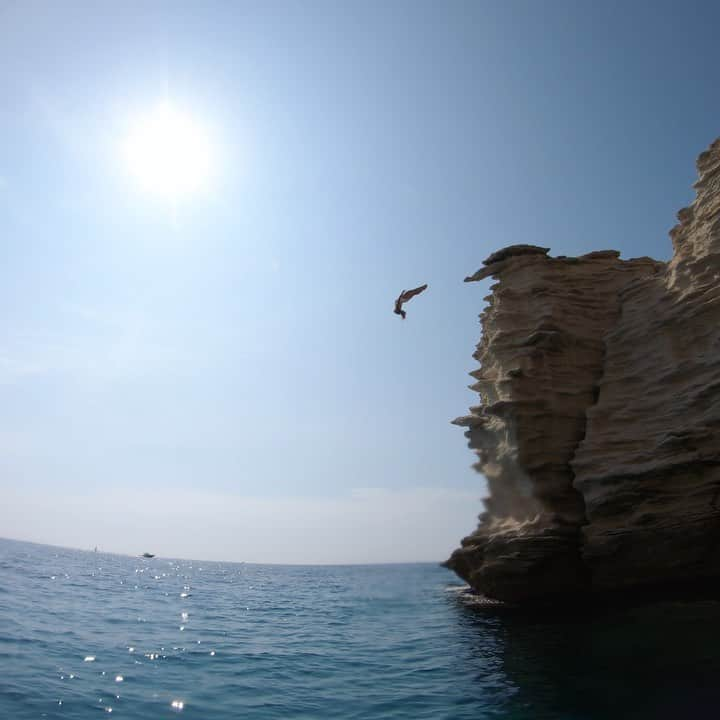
[{"xmin": 446, "ymin": 138, "xmax": 720, "ymax": 603}]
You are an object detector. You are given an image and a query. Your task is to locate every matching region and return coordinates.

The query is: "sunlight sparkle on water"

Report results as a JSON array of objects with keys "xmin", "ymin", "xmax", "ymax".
[{"xmin": 123, "ymin": 102, "xmax": 213, "ymax": 199}]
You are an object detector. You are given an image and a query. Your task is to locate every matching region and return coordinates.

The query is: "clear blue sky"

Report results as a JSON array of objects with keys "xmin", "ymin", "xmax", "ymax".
[{"xmin": 1, "ymin": 0, "xmax": 718, "ymax": 562}]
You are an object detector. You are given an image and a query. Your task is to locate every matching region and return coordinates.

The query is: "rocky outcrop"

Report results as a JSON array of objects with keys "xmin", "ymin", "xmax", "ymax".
[{"xmin": 445, "ymin": 137, "xmax": 720, "ymax": 604}]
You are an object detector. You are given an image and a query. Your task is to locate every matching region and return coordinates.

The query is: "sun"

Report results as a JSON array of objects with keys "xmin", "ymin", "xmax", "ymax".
[{"xmin": 123, "ymin": 102, "xmax": 213, "ymax": 199}]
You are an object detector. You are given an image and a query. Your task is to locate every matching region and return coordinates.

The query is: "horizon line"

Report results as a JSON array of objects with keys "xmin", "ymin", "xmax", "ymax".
[{"xmin": 0, "ymin": 535, "xmax": 447, "ymax": 569}]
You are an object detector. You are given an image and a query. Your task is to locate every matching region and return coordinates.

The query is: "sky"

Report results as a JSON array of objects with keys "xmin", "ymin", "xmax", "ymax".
[{"xmin": 1, "ymin": 0, "xmax": 719, "ymax": 563}]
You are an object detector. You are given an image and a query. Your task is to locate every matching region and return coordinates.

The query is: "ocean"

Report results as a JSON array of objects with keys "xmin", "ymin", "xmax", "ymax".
[{"xmin": 2, "ymin": 537, "xmax": 720, "ymax": 719}]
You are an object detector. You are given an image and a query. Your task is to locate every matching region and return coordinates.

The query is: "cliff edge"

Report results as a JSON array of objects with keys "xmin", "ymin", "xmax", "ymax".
[{"xmin": 445, "ymin": 137, "xmax": 720, "ymax": 603}]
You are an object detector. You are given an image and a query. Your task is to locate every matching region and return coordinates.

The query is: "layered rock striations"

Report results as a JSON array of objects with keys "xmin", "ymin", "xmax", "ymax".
[{"xmin": 446, "ymin": 138, "xmax": 720, "ymax": 603}]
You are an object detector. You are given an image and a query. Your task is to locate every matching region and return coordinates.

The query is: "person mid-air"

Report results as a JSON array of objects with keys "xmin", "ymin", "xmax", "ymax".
[{"xmin": 393, "ymin": 284, "xmax": 428, "ymax": 319}]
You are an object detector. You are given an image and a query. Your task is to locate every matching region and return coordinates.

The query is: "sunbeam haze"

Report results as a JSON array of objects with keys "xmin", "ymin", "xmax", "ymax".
[
  {"xmin": 122, "ymin": 102, "xmax": 215, "ymax": 200},
  {"xmin": 0, "ymin": 0, "xmax": 719, "ymax": 563}
]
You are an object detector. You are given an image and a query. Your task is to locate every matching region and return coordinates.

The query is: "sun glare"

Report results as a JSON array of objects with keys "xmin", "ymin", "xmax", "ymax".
[{"xmin": 124, "ymin": 102, "xmax": 213, "ymax": 199}]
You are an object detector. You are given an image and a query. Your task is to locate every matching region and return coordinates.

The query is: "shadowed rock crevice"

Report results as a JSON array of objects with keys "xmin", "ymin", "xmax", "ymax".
[{"xmin": 445, "ymin": 137, "xmax": 720, "ymax": 604}]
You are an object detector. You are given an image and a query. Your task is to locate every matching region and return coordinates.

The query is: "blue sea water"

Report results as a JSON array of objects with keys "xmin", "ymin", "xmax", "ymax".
[{"xmin": 3, "ymin": 538, "xmax": 720, "ymax": 719}]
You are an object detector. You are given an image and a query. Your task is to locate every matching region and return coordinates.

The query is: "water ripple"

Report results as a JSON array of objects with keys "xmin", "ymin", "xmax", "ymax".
[{"xmin": 3, "ymin": 538, "xmax": 720, "ymax": 719}]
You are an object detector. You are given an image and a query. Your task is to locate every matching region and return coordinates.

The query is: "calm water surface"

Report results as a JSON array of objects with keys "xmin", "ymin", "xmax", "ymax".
[{"xmin": 2, "ymin": 537, "xmax": 720, "ymax": 719}]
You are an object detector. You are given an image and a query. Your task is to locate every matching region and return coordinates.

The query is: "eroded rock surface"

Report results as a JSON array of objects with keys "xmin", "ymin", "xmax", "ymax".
[{"xmin": 446, "ymin": 138, "xmax": 720, "ymax": 603}]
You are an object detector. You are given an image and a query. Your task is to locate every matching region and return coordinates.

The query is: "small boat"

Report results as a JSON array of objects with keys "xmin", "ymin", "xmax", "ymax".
[{"xmin": 142, "ymin": 552, "xmax": 155, "ymax": 559}]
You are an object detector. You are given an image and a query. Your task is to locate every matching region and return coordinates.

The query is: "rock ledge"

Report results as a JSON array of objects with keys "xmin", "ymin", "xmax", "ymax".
[{"xmin": 445, "ymin": 137, "xmax": 720, "ymax": 603}]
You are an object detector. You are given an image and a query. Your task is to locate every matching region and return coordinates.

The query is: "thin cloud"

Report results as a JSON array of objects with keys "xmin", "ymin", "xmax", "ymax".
[
  {"xmin": 0, "ymin": 308, "xmax": 188, "ymax": 383},
  {"xmin": 0, "ymin": 485, "xmax": 482, "ymax": 565}
]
